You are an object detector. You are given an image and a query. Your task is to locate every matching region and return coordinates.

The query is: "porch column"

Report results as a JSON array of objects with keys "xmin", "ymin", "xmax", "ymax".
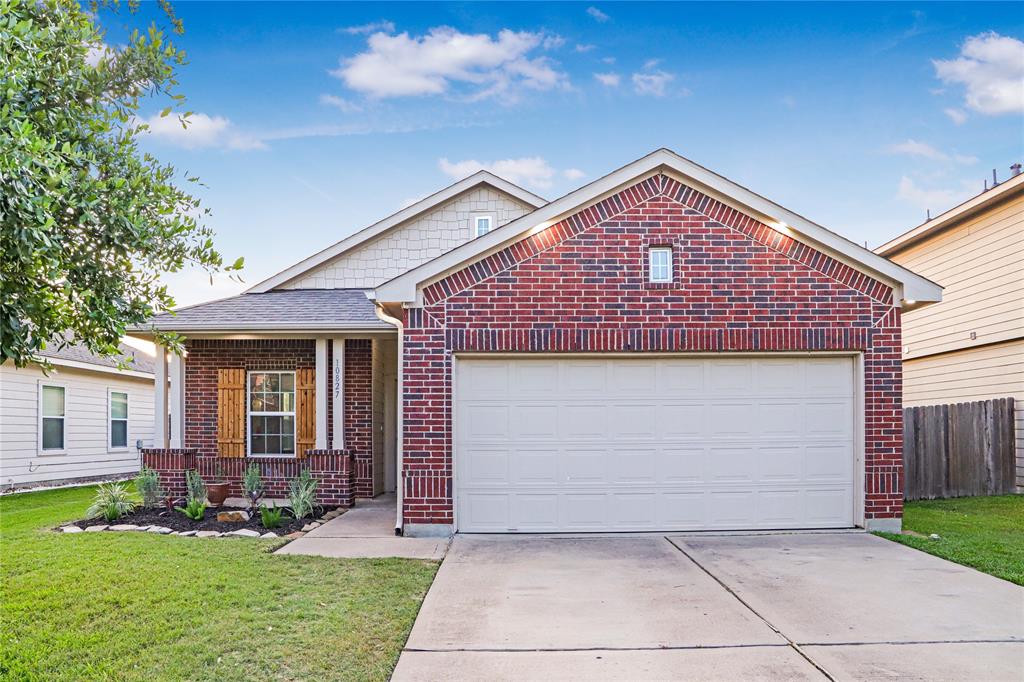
[
  {"xmin": 169, "ymin": 351, "xmax": 186, "ymax": 448},
  {"xmin": 331, "ymin": 337, "xmax": 346, "ymax": 449},
  {"xmin": 154, "ymin": 344, "xmax": 169, "ymax": 448},
  {"xmin": 315, "ymin": 338, "xmax": 328, "ymax": 449}
]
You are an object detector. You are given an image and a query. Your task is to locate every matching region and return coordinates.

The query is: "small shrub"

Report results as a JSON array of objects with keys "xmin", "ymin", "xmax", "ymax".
[
  {"xmin": 260, "ymin": 504, "xmax": 283, "ymax": 529},
  {"xmin": 134, "ymin": 466, "xmax": 164, "ymax": 508},
  {"xmin": 242, "ymin": 463, "xmax": 265, "ymax": 513},
  {"xmin": 175, "ymin": 497, "xmax": 206, "ymax": 521},
  {"xmin": 287, "ymin": 468, "xmax": 318, "ymax": 519},
  {"xmin": 185, "ymin": 469, "xmax": 206, "ymax": 504},
  {"xmin": 86, "ymin": 482, "xmax": 136, "ymax": 521}
]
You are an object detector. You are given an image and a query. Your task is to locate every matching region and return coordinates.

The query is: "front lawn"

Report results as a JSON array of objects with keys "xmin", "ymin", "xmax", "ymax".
[
  {"xmin": 877, "ymin": 494, "xmax": 1024, "ymax": 586},
  {"xmin": 0, "ymin": 486, "xmax": 438, "ymax": 681}
]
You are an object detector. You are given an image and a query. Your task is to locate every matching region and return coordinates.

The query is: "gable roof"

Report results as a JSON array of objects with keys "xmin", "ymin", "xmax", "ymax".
[
  {"xmin": 247, "ymin": 171, "xmax": 548, "ymax": 294},
  {"xmin": 875, "ymin": 171, "xmax": 1024, "ymax": 257},
  {"xmin": 374, "ymin": 148, "xmax": 943, "ymax": 308},
  {"xmin": 137, "ymin": 289, "xmax": 391, "ymax": 334}
]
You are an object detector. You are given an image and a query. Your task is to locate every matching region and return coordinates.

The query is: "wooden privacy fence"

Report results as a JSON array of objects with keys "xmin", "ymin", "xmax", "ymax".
[{"xmin": 903, "ymin": 397, "xmax": 1016, "ymax": 500}]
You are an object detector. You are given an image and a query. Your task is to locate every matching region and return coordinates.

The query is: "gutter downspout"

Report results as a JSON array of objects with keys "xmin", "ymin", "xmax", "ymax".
[{"xmin": 373, "ymin": 302, "xmax": 405, "ymax": 536}]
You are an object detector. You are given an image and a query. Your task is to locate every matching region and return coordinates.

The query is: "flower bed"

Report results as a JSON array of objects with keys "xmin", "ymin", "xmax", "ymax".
[{"xmin": 69, "ymin": 505, "xmax": 313, "ymax": 534}]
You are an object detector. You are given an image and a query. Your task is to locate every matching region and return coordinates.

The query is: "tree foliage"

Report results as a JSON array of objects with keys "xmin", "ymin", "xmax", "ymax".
[{"xmin": 0, "ymin": 0, "xmax": 242, "ymax": 367}]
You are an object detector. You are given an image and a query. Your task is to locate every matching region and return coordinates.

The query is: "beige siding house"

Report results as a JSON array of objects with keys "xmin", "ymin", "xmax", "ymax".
[
  {"xmin": 1, "ymin": 341, "xmax": 156, "ymax": 489},
  {"xmin": 876, "ymin": 171, "xmax": 1024, "ymax": 489}
]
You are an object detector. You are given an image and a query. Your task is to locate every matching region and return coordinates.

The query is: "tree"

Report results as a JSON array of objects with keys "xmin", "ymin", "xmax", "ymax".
[{"xmin": 0, "ymin": 0, "xmax": 242, "ymax": 368}]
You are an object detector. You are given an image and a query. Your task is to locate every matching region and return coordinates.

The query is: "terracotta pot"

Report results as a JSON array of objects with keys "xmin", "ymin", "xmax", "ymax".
[{"xmin": 207, "ymin": 482, "xmax": 230, "ymax": 506}]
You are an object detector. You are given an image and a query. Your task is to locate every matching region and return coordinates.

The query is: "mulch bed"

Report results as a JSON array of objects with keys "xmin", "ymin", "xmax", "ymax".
[{"xmin": 69, "ymin": 505, "xmax": 316, "ymax": 534}]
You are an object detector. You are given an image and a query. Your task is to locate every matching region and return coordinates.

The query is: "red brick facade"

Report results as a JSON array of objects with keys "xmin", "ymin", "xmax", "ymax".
[
  {"xmin": 181, "ymin": 339, "xmax": 374, "ymax": 497},
  {"xmin": 402, "ymin": 173, "xmax": 903, "ymax": 527}
]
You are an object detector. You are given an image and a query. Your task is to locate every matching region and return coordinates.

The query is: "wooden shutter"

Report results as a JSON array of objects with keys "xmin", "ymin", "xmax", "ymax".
[
  {"xmin": 217, "ymin": 369, "xmax": 246, "ymax": 457},
  {"xmin": 295, "ymin": 368, "xmax": 316, "ymax": 458}
]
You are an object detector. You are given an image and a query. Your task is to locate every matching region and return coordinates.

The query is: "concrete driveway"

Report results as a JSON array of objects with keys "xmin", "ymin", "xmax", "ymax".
[{"xmin": 392, "ymin": 532, "xmax": 1023, "ymax": 681}]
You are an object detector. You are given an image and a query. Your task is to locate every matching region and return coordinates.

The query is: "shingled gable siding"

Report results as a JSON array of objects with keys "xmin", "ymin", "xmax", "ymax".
[
  {"xmin": 402, "ymin": 173, "xmax": 903, "ymax": 528},
  {"xmin": 183, "ymin": 339, "xmax": 374, "ymax": 495}
]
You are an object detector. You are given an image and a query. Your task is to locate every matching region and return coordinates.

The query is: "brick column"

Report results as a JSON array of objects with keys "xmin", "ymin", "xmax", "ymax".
[
  {"xmin": 305, "ymin": 449, "xmax": 356, "ymax": 508},
  {"xmin": 141, "ymin": 448, "xmax": 197, "ymax": 500}
]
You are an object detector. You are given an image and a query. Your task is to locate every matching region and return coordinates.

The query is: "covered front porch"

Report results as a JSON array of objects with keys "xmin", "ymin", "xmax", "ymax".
[{"xmin": 136, "ymin": 289, "xmax": 400, "ymax": 515}]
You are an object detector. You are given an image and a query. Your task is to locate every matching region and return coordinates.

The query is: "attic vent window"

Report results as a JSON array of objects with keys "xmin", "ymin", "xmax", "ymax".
[
  {"xmin": 648, "ymin": 246, "xmax": 673, "ymax": 283},
  {"xmin": 474, "ymin": 215, "xmax": 493, "ymax": 238}
]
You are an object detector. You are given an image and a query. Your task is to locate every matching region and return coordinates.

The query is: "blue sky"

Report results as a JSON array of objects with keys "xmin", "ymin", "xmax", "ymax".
[{"xmin": 97, "ymin": 2, "xmax": 1024, "ymax": 306}]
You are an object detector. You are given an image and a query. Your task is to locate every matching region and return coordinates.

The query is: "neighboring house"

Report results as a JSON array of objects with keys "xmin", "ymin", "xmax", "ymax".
[
  {"xmin": 876, "ymin": 169, "xmax": 1024, "ymax": 490},
  {"xmin": 134, "ymin": 149, "xmax": 941, "ymax": 536},
  {"xmin": 1, "ymin": 339, "xmax": 156, "ymax": 489}
]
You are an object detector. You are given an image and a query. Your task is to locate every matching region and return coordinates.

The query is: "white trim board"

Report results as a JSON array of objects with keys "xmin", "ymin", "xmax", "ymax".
[
  {"xmin": 374, "ymin": 148, "xmax": 943, "ymax": 308},
  {"xmin": 247, "ymin": 171, "xmax": 548, "ymax": 294}
]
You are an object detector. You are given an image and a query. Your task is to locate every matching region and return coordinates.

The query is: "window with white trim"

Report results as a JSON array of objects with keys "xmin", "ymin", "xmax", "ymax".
[
  {"xmin": 473, "ymin": 215, "xmax": 493, "ymax": 237},
  {"xmin": 248, "ymin": 371, "xmax": 296, "ymax": 456},
  {"xmin": 648, "ymin": 246, "xmax": 673, "ymax": 283},
  {"xmin": 40, "ymin": 384, "xmax": 65, "ymax": 452},
  {"xmin": 109, "ymin": 390, "xmax": 129, "ymax": 450}
]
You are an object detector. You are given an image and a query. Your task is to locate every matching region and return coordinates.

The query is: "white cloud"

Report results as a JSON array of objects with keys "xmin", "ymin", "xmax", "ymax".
[
  {"xmin": 439, "ymin": 156, "xmax": 564, "ymax": 189},
  {"xmin": 933, "ymin": 32, "xmax": 1024, "ymax": 115},
  {"xmin": 896, "ymin": 176, "xmax": 968, "ymax": 211},
  {"xmin": 542, "ymin": 34, "xmax": 566, "ymax": 50},
  {"xmin": 562, "ymin": 168, "xmax": 586, "ymax": 181},
  {"xmin": 340, "ymin": 20, "xmax": 395, "ymax": 35},
  {"xmin": 642, "ymin": 58, "xmax": 662, "ymax": 70},
  {"xmin": 632, "ymin": 69, "xmax": 675, "ymax": 97},
  {"xmin": 886, "ymin": 139, "xmax": 949, "ymax": 161},
  {"xmin": 594, "ymin": 72, "xmax": 621, "ymax": 87},
  {"xmin": 85, "ymin": 41, "xmax": 113, "ymax": 67},
  {"xmin": 319, "ymin": 94, "xmax": 363, "ymax": 113},
  {"xmin": 886, "ymin": 139, "xmax": 978, "ymax": 165},
  {"xmin": 135, "ymin": 113, "xmax": 266, "ymax": 151},
  {"xmin": 332, "ymin": 27, "xmax": 569, "ymax": 101},
  {"xmin": 575, "ymin": 43, "xmax": 596, "ymax": 53},
  {"xmin": 601, "ymin": 56, "xmax": 616, "ymax": 64},
  {"xmin": 944, "ymin": 107, "xmax": 968, "ymax": 125},
  {"xmin": 586, "ymin": 7, "xmax": 610, "ymax": 22}
]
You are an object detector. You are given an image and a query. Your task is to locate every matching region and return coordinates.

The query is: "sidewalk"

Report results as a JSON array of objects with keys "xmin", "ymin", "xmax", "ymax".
[{"xmin": 275, "ymin": 494, "xmax": 448, "ymax": 560}]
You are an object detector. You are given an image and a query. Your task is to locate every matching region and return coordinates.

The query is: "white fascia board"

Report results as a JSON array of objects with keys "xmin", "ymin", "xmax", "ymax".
[
  {"xmin": 875, "ymin": 173, "xmax": 1024, "ymax": 256},
  {"xmin": 246, "ymin": 171, "xmax": 548, "ymax": 294},
  {"xmin": 375, "ymin": 148, "xmax": 943, "ymax": 306},
  {"xmin": 42, "ymin": 357, "xmax": 155, "ymax": 380}
]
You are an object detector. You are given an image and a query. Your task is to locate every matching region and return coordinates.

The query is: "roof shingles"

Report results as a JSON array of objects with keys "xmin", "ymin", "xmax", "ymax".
[{"xmin": 141, "ymin": 289, "xmax": 391, "ymax": 332}]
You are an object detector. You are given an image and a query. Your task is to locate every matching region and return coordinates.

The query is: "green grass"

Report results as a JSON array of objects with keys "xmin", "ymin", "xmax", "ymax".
[
  {"xmin": 877, "ymin": 494, "xmax": 1024, "ymax": 586},
  {"xmin": 0, "ymin": 485, "xmax": 438, "ymax": 681}
]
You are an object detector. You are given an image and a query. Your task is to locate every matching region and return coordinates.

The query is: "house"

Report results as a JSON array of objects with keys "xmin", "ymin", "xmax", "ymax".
[
  {"xmin": 133, "ymin": 149, "xmax": 942, "ymax": 536},
  {"xmin": 1, "ymin": 338, "xmax": 155, "ymax": 489},
  {"xmin": 876, "ymin": 169, "xmax": 1023, "ymax": 491}
]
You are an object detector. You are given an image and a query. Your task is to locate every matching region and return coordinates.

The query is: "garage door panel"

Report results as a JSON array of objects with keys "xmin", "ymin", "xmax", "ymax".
[
  {"xmin": 657, "ymin": 360, "xmax": 704, "ymax": 396},
  {"xmin": 708, "ymin": 403, "xmax": 757, "ymax": 438},
  {"xmin": 512, "ymin": 448, "xmax": 559, "ymax": 484},
  {"xmin": 610, "ymin": 448, "xmax": 659, "ymax": 483},
  {"xmin": 562, "ymin": 449, "xmax": 607, "ymax": 484},
  {"xmin": 657, "ymin": 404, "xmax": 705, "ymax": 438},
  {"xmin": 758, "ymin": 446, "xmax": 804, "ymax": 482},
  {"xmin": 456, "ymin": 356, "xmax": 855, "ymax": 532},
  {"xmin": 609, "ymin": 404, "xmax": 658, "ymax": 440},
  {"xmin": 511, "ymin": 404, "xmax": 559, "ymax": 439}
]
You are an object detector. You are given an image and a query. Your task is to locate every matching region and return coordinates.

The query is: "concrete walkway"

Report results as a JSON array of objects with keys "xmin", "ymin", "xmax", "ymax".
[
  {"xmin": 275, "ymin": 494, "xmax": 448, "ymax": 560},
  {"xmin": 393, "ymin": 532, "xmax": 1024, "ymax": 681}
]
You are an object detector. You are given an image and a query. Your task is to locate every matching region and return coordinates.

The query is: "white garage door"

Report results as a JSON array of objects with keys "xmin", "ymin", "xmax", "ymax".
[{"xmin": 455, "ymin": 356, "xmax": 856, "ymax": 532}]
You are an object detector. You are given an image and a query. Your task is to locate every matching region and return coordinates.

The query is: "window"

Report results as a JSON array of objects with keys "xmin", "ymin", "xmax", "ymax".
[
  {"xmin": 474, "ymin": 215, "xmax": 493, "ymax": 237},
  {"xmin": 648, "ymin": 246, "xmax": 673, "ymax": 283},
  {"xmin": 39, "ymin": 384, "xmax": 65, "ymax": 452},
  {"xmin": 109, "ymin": 390, "xmax": 129, "ymax": 450},
  {"xmin": 248, "ymin": 371, "xmax": 296, "ymax": 456}
]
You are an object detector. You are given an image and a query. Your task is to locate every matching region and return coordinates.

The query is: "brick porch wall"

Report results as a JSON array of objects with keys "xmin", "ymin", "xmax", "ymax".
[
  {"xmin": 142, "ymin": 449, "xmax": 355, "ymax": 507},
  {"xmin": 183, "ymin": 339, "xmax": 373, "ymax": 496},
  {"xmin": 402, "ymin": 173, "xmax": 903, "ymax": 527}
]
